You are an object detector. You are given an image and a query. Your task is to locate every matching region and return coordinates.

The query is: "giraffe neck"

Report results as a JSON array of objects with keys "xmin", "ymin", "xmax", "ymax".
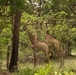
[{"xmin": 26, "ymin": 29, "xmax": 37, "ymax": 44}]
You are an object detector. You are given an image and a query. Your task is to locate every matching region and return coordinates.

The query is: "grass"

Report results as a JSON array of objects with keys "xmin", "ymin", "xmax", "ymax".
[
  {"xmin": 0, "ymin": 56, "xmax": 76, "ymax": 75},
  {"xmin": 18, "ymin": 55, "xmax": 76, "ymax": 71},
  {"xmin": 14, "ymin": 62, "xmax": 76, "ymax": 75},
  {"xmin": 0, "ymin": 48, "xmax": 76, "ymax": 74}
]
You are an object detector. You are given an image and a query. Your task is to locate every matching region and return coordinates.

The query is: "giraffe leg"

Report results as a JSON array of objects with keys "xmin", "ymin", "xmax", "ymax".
[
  {"xmin": 32, "ymin": 47, "xmax": 37, "ymax": 67},
  {"xmin": 44, "ymin": 50, "xmax": 49, "ymax": 63}
]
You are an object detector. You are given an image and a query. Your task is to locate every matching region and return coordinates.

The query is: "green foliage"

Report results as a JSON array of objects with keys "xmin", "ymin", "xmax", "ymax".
[
  {"xmin": 14, "ymin": 63, "xmax": 75, "ymax": 75},
  {"xmin": 0, "ymin": 27, "xmax": 12, "ymax": 45},
  {"xmin": 19, "ymin": 31, "xmax": 28, "ymax": 47},
  {"xmin": 9, "ymin": 0, "xmax": 25, "ymax": 15},
  {"xmin": 14, "ymin": 67, "xmax": 37, "ymax": 75},
  {"xmin": 42, "ymin": 1, "xmax": 52, "ymax": 15},
  {"xmin": 34, "ymin": 63, "xmax": 75, "ymax": 75},
  {"xmin": 70, "ymin": 28, "xmax": 76, "ymax": 42},
  {"xmin": 0, "ymin": 0, "xmax": 7, "ymax": 6},
  {"xmin": 53, "ymin": 24, "xmax": 70, "ymax": 41},
  {"xmin": 0, "ymin": 0, "xmax": 26, "ymax": 16}
]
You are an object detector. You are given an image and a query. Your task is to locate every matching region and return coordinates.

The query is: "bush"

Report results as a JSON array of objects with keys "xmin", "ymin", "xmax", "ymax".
[
  {"xmin": 14, "ymin": 67, "xmax": 37, "ymax": 75},
  {"xmin": 14, "ymin": 63, "xmax": 75, "ymax": 75},
  {"xmin": 34, "ymin": 63, "xmax": 75, "ymax": 75}
]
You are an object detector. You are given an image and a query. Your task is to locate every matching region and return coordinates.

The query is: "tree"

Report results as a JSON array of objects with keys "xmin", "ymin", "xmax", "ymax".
[
  {"xmin": 8, "ymin": 0, "xmax": 25, "ymax": 72},
  {"xmin": 9, "ymin": 11, "xmax": 22, "ymax": 72},
  {"xmin": 0, "ymin": 0, "xmax": 25, "ymax": 72}
]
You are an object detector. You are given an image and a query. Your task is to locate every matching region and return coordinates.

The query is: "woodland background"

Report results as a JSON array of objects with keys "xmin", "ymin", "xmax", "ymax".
[{"xmin": 0, "ymin": 0, "xmax": 76, "ymax": 75}]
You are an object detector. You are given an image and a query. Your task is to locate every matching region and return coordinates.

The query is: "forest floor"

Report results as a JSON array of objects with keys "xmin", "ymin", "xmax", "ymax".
[
  {"xmin": 19, "ymin": 54, "xmax": 76, "ymax": 73},
  {"xmin": 0, "ymin": 53, "xmax": 76, "ymax": 75},
  {"xmin": 0, "ymin": 70, "xmax": 11, "ymax": 75},
  {"xmin": 19, "ymin": 53, "xmax": 76, "ymax": 71}
]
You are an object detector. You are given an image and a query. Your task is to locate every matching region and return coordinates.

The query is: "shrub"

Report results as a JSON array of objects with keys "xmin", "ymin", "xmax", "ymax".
[
  {"xmin": 14, "ymin": 63, "xmax": 75, "ymax": 75},
  {"xmin": 34, "ymin": 63, "xmax": 75, "ymax": 75},
  {"xmin": 14, "ymin": 67, "xmax": 37, "ymax": 75}
]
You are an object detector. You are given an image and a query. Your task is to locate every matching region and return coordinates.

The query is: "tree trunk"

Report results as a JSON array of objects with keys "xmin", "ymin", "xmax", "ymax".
[
  {"xmin": 7, "ymin": 37, "xmax": 12, "ymax": 69},
  {"xmin": 9, "ymin": 11, "xmax": 22, "ymax": 72},
  {"xmin": 7, "ymin": 44, "xmax": 11, "ymax": 69}
]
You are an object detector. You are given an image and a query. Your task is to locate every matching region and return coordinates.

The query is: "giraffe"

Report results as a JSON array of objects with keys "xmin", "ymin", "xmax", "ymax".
[
  {"xmin": 45, "ymin": 30, "xmax": 61, "ymax": 57},
  {"xmin": 23, "ymin": 26, "xmax": 49, "ymax": 66}
]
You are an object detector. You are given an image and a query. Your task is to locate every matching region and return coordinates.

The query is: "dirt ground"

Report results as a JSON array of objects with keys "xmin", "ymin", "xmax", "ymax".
[{"xmin": 0, "ymin": 70, "xmax": 11, "ymax": 75}]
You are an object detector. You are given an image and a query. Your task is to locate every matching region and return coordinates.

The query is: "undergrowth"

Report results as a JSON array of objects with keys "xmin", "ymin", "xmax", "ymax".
[{"xmin": 14, "ymin": 63, "xmax": 75, "ymax": 75}]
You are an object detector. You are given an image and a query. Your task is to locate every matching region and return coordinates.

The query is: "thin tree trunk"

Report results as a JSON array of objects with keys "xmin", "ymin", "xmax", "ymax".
[
  {"xmin": 7, "ymin": 36, "xmax": 12, "ymax": 69},
  {"xmin": 0, "ymin": 48, "xmax": 2, "ymax": 69},
  {"xmin": 7, "ymin": 44, "xmax": 11, "ymax": 69},
  {"xmin": 9, "ymin": 11, "xmax": 22, "ymax": 72}
]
